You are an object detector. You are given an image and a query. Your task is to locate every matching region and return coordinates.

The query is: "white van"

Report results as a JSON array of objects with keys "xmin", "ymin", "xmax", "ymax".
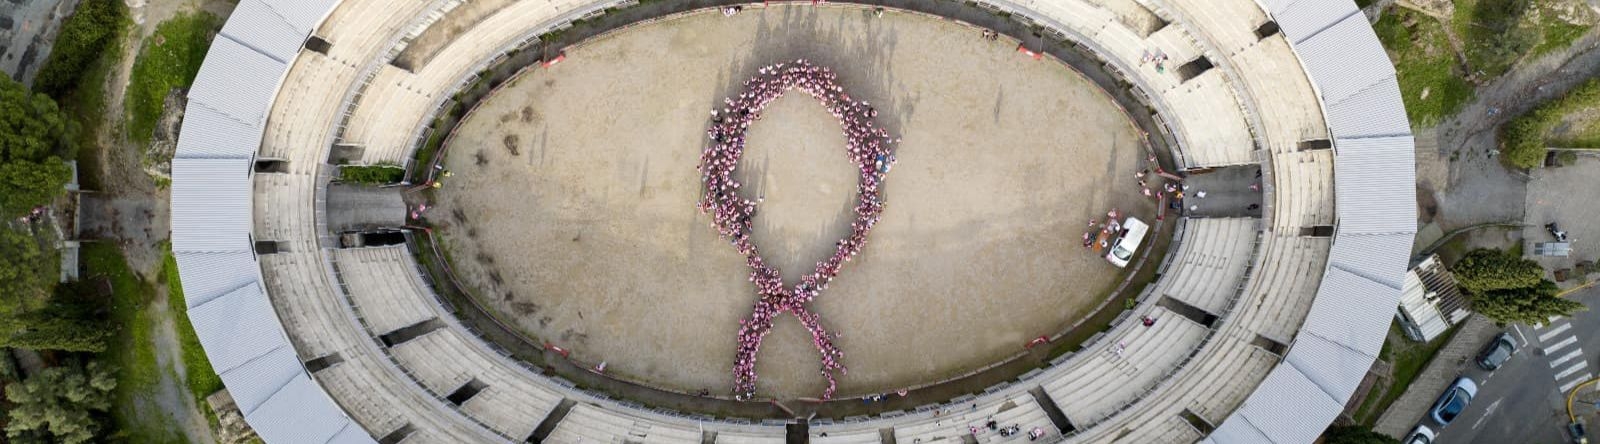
[{"xmin": 1105, "ymin": 217, "xmax": 1149, "ymax": 268}]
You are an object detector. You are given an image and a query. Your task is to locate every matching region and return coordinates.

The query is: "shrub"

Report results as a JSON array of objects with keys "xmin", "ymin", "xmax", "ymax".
[
  {"xmin": 32, "ymin": 0, "xmax": 125, "ymax": 100},
  {"xmin": 1557, "ymin": 151, "xmax": 1578, "ymax": 166},
  {"xmin": 338, "ymin": 165, "xmax": 405, "ymax": 184}
]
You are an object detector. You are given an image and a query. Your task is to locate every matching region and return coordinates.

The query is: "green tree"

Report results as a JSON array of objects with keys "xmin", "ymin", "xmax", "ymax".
[
  {"xmin": 1472, "ymin": 279, "xmax": 1586, "ymax": 325},
  {"xmin": 0, "ymin": 227, "xmax": 51, "ymax": 315},
  {"xmin": 0, "ymin": 160, "xmax": 73, "ymax": 218},
  {"xmin": 0, "ymin": 76, "xmax": 70, "ymax": 162},
  {"xmin": 0, "ymin": 76, "xmax": 74, "ymax": 217},
  {"xmin": 32, "ymin": 0, "xmax": 124, "ymax": 100},
  {"xmin": 1452, "ymin": 248, "xmax": 1544, "ymax": 293},
  {"xmin": 3, "ymin": 361, "xmax": 116, "ymax": 444},
  {"xmin": 1324, "ymin": 425, "xmax": 1400, "ymax": 444},
  {"xmin": 0, "ymin": 314, "xmax": 111, "ymax": 353}
]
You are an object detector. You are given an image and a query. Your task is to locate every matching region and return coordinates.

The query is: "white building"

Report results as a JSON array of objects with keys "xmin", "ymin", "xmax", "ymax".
[{"xmin": 1396, "ymin": 255, "xmax": 1469, "ymax": 342}]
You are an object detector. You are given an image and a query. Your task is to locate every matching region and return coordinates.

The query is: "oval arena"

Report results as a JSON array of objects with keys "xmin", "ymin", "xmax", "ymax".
[{"xmin": 171, "ymin": 0, "xmax": 1417, "ymax": 443}]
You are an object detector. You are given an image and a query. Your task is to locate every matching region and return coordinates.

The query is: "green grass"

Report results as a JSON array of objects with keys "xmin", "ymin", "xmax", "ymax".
[
  {"xmin": 339, "ymin": 164, "xmax": 406, "ymax": 184},
  {"xmin": 1454, "ymin": 0, "xmax": 1534, "ymax": 79},
  {"xmin": 1353, "ymin": 324, "xmax": 1459, "ymax": 425},
  {"xmin": 82, "ymin": 243, "xmax": 187, "ymax": 443},
  {"xmin": 1374, "ymin": 8, "xmax": 1474, "ymax": 128},
  {"xmin": 162, "ymin": 250, "xmax": 222, "ymax": 402},
  {"xmin": 83, "ymin": 243, "xmax": 157, "ymax": 391},
  {"xmin": 1453, "ymin": 0, "xmax": 1592, "ymax": 80},
  {"xmin": 1538, "ymin": 79, "xmax": 1600, "ymax": 149},
  {"xmin": 1533, "ymin": 17, "xmax": 1589, "ymax": 57},
  {"xmin": 125, "ymin": 12, "xmax": 220, "ymax": 146}
]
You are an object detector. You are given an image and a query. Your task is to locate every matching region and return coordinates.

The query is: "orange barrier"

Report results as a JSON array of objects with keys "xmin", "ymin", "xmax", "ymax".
[
  {"xmin": 544, "ymin": 342, "xmax": 571, "ymax": 357},
  {"xmin": 542, "ymin": 52, "xmax": 567, "ymax": 68},
  {"xmin": 1016, "ymin": 43, "xmax": 1043, "ymax": 60}
]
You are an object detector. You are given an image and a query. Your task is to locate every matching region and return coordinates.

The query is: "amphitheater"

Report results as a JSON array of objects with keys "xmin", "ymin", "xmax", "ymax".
[{"xmin": 170, "ymin": 0, "xmax": 1417, "ymax": 443}]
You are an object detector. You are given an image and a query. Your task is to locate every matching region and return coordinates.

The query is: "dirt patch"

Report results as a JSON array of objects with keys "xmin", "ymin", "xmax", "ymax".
[{"xmin": 429, "ymin": 6, "xmax": 1154, "ymax": 398}]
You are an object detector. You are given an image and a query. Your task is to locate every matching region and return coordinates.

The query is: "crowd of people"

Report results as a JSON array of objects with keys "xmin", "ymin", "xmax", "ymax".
[{"xmin": 696, "ymin": 59, "xmax": 898, "ymax": 401}]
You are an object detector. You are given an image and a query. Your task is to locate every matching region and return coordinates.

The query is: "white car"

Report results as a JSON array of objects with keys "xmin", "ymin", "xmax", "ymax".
[
  {"xmin": 1430, "ymin": 377, "xmax": 1478, "ymax": 425},
  {"xmin": 1105, "ymin": 217, "xmax": 1149, "ymax": 268},
  {"xmin": 1405, "ymin": 424, "xmax": 1436, "ymax": 444}
]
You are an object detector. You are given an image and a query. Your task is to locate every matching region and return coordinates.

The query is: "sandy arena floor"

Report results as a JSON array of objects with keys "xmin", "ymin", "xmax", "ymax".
[{"xmin": 430, "ymin": 5, "xmax": 1152, "ymax": 399}]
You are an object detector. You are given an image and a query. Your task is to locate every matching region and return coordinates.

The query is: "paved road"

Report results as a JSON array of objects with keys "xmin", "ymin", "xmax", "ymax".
[{"xmin": 1435, "ymin": 287, "xmax": 1600, "ymax": 444}]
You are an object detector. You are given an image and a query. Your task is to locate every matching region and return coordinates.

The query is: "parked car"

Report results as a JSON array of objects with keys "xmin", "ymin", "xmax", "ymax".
[
  {"xmin": 1476, "ymin": 332, "xmax": 1518, "ymax": 370},
  {"xmin": 1430, "ymin": 377, "xmax": 1479, "ymax": 425},
  {"xmin": 1104, "ymin": 217, "xmax": 1149, "ymax": 268},
  {"xmin": 1405, "ymin": 424, "xmax": 1436, "ymax": 444}
]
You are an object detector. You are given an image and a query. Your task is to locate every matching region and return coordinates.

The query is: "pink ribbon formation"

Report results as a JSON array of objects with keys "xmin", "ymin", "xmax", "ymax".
[{"xmin": 696, "ymin": 59, "xmax": 898, "ymax": 401}]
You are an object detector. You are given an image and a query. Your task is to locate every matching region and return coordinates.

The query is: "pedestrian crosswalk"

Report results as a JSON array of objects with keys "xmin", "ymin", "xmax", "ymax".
[
  {"xmin": 1539, "ymin": 323, "xmax": 1573, "ymax": 341},
  {"xmin": 1535, "ymin": 316, "xmax": 1592, "ymax": 394}
]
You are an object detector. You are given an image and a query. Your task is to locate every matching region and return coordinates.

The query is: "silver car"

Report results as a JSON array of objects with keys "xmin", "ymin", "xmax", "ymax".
[{"xmin": 1476, "ymin": 333, "xmax": 1517, "ymax": 371}]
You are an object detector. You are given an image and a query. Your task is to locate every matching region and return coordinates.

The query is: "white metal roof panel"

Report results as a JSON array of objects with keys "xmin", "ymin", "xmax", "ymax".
[
  {"xmin": 1267, "ymin": 0, "xmax": 1360, "ymax": 43},
  {"xmin": 186, "ymin": 283, "xmax": 291, "ymax": 373},
  {"xmin": 188, "ymin": 35, "xmax": 289, "ymax": 126},
  {"xmin": 1211, "ymin": 1, "xmax": 1413, "ymax": 442},
  {"xmin": 174, "ymin": 251, "xmax": 260, "ymax": 308},
  {"xmin": 1334, "ymin": 135, "xmax": 1418, "ymax": 234},
  {"xmin": 246, "ymin": 374, "xmax": 354, "ymax": 444},
  {"xmin": 259, "ymin": 0, "xmax": 341, "ymax": 33},
  {"xmin": 1329, "ymin": 231, "xmax": 1415, "ymax": 289},
  {"xmin": 1232, "ymin": 365, "xmax": 1345, "ymax": 443},
  {"xmin": 171, "ymin": 158, "xmax": 253, "ymax": 253},
  {"xmin": 218, "ymin": 0, "xmax": 307, "ymax": 63},
  {"xmin": 1294, "ymin": 12, "xmax": 1395, "ymax": 104},
  {"xmin": 1300, "ymin": 266, "xmax": 1398, "ymax": 356},
  {"xmin": 175, "ymin": 104, "xmax": 264, "ymax": 159},
  {"xmin": 326, "ymin": 422, "xmax": 379, "ymax": 444},
  {"xmin": 1285, "ymin": 331, "xmax": 1376, "ymax": 401},
  {"xmin": 1327, "ymin": 76, "xmax": 1410, "ymax": 139},
  {"xmin": 218, "ymin": 345, "xmax": 302, "ymax": 415},
  {"xmin": 1207, "ymin": 417, "xmax": 1272, "ymax": 444}
]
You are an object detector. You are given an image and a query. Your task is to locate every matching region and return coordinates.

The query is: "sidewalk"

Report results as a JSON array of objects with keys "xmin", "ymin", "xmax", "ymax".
[{"xmin": 1373, "ymin": 314, "xmax": 1501, "ymax": 437}]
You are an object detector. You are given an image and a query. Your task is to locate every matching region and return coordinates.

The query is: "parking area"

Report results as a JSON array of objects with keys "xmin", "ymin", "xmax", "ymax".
[
  {"xmin": 1523, "ymin": 153, "xmax": 1600, "ymax": 284},
  {"xmin": 1374, "ymin": 314, "xmax": 1501, "ymax": 437}
]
